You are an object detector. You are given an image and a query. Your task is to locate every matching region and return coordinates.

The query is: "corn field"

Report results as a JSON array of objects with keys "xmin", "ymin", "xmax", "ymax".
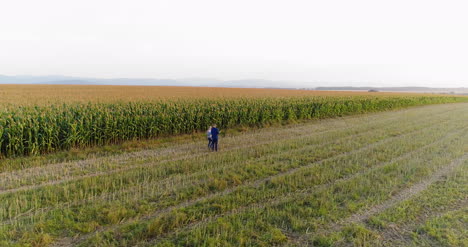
[{"xmin": 0, "ymin": 95, "xmax": 466, "ymax": 157}]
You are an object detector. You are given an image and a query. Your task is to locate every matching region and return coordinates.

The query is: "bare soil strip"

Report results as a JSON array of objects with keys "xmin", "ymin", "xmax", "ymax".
[{"xmin": 380, "ymin": 199, "xmax": 468, "ymax": 246}]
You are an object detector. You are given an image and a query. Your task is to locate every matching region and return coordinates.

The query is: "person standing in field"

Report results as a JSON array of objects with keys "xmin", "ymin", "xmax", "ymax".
[
  {"xmin": 206, "ymin": 126, "xmax": 213, "ymax": 150},
  {"xmin": 210, "ymin": 124, "xmax": 220, "ymax": 152}
]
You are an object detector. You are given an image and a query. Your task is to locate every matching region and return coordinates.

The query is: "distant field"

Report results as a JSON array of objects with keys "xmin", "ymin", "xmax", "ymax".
[
  {"xmin": 0, "ymin": 103, "xmax": 466, "ymax": 246},
  {"xmin": 0, "ymin": 84, "xmax": 443, "ymax": 105}
]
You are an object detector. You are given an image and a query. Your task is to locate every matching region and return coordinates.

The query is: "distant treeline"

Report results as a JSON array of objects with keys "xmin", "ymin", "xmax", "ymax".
[{"xmin": 0, "ymin": 95, "xmax": 467, "ymax": 157}]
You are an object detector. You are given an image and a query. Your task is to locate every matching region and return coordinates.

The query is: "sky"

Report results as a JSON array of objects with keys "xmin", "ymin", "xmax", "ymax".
[{"xmin": 1, "ymin": 0, "xmax": 467, "ymax": 88}]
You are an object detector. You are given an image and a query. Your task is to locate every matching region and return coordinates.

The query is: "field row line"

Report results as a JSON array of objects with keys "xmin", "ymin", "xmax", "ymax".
[
  {"xmin": 346, "ymin": 153, "xmax": 468, "ymax": 225},
  {"xmin": 371, "ymin": 158, "xmax": 468, "ymax": 245},
  {"xmin": 290, "ymin": 153, "xmax": 468, "ymax": 245},
  {"xmin": 380, "ymin": 198, "xmax": 468, "ymax": 246}
]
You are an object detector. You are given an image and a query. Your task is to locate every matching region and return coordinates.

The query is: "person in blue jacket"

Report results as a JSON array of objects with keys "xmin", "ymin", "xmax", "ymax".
[{"xmin": 210, "ymin": 124, "xmax": 220, "ymax": 151}]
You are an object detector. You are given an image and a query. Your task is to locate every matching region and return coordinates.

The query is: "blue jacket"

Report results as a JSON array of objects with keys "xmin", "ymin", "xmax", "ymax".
[{"xmin": 211, "ymin": 128, "xmax": 219, "ymax": 140}]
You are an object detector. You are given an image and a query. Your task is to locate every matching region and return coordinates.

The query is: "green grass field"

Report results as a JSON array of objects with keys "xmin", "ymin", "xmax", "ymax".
[{"xmin": 0, "ymin": 102, "xmax": 467, "ymax": 246}]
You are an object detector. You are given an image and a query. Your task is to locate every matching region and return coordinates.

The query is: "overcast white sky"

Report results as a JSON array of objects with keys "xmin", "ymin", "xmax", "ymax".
[{"xmin": 1, "ymin": 0, "xmax": 468, "ymax": 87}]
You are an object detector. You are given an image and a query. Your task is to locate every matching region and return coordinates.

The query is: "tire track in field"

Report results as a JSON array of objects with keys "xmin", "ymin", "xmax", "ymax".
[
  {"xmin": 287, "ymin": 152, "xmax": 468, "ymax": 246},
  {"xmin": 141, "ymin": 127, "xmax": 467, "ymax": 247},
  {"xmin": 1, "ymin": 107, "xmax": 439, "ymax": 196},
  {"xmin": 343, "ymin": 153, "xmax": 468, "ymax": 226},
  {"xmin": 58, "ymin": 120, "xmax": 462, "ymax": 247},
  {"xmin": 374, "ymin": 159, "xmax": 468, "ymax": 246},
  {"xmin": 266, "ymin": 127, "xmax": 468, "ymax": 217},
  {"xmin": 1, "ymin": 103, "xmax": 459, "ymax": 192},
  {"xmin": 380, "ymin": 199, "xmax": 468, "ymax": 246}
]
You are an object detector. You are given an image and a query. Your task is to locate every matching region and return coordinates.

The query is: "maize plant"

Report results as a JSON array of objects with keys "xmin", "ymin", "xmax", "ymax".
[{"xmin": 0, "ymin": 95, "xmax": 466, "ymax": 157}]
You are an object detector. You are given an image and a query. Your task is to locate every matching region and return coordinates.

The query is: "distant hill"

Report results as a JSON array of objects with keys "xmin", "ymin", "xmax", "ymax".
[
  {"xmin": 0, "ymin": 75, "xmax": 466, "ymax": 94},
  {"xmin": 316, "ymin": 86, "xmax": 468, "ymax": 94}
]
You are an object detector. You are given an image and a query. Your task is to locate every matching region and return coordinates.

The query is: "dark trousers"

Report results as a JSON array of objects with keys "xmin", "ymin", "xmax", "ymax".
[
  {"xmin": 211, "ymin": 138, "xmax": 218, "ymax": 151},
  {"xmin": 207, "ymin": 138, "xmax": 213, "ymax": 149}
]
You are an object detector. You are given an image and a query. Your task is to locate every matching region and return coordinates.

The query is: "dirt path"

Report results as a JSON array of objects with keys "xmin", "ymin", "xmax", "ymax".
[
  {"xmin": 286, "ymin": 152, "xmax": 468, "ymax": 245},
  {"xmin": 342, "ymin": 153, "xmax": 468, "ymax": 226},
  {"xmin": 380, "ymin": 199, "xmax": 468, "ymax": 246},
  {"xmin": 272, "ymin": 136, "xmax": 468, "ymax": 246}
]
